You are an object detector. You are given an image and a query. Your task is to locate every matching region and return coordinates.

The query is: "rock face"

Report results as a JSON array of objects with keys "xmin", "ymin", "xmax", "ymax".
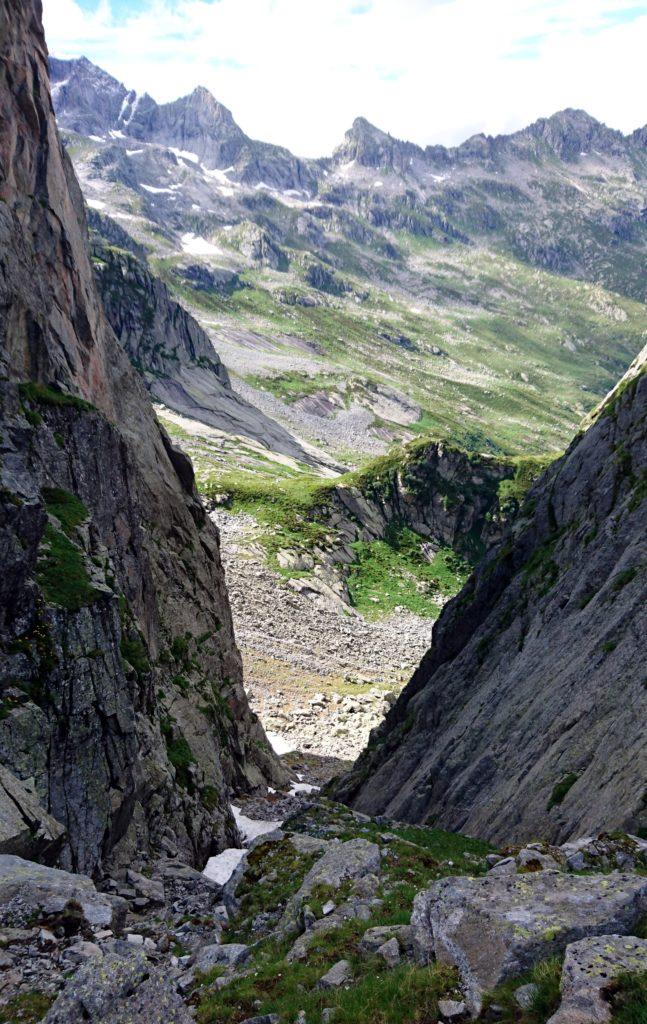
[
  {"xmin": 411, "ymin": 871, "xmax": 647, "ymax": 1016},
  {"xmin": 335, "ymin": 351, "xmax": 647, "ymax": 843},
  {"xmin": 547, "ymin": 935, "xmax": 647, "ymax": 1024},
  {"xmin": 0, "ymin": 766, "xmax": 65, "ymax": 862},
  {"xmin": 90, "ymin": 232, "xmax": 310, "ymax": 462},
  {"xmin": 327, "ymin": 440, "xmax": 520, "ymax": 562},
  {"xmin": 0, "ymin": 0, "xmax": 286, "ymax": 875}
]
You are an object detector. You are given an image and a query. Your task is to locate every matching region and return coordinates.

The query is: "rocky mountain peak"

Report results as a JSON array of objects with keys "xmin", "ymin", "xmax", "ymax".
[
  {"xmin": 49, "ymin": 54, "xmax": 130, "ymax": 136},
  {"xmin": 523, "ymin": 107, "xmax": 625, "ymax": 159},
  {"xmin": 333, "ymin": 116, "xmax": 423, "ymax": 171}
]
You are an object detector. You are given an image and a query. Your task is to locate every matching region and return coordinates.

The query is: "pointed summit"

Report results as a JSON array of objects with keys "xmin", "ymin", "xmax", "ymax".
[{"xmin": 333, "ymin": 116, "xmax": 423, "ymax": 171}]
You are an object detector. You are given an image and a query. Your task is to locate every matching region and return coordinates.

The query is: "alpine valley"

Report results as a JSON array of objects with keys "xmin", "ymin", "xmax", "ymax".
[{"xmin": 0, "ymin": 4, "xmax": 645, "ymax": 1023}]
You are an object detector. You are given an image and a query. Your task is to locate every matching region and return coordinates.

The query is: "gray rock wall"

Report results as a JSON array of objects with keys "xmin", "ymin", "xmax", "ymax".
[
  {"xmin": 0, "ymin": 0, "xmax": 286, "ymax": 876},
  {"xmin": 335, "ymin": 352, "xmax": 647, "ymax": 843}
]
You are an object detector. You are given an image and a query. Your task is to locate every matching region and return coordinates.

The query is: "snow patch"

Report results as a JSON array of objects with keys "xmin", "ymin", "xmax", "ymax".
[
  {"xmin": 373, "ymin": 180, "xmax": 384, "ymax": 188},
  {"xmin": 51, "ymin": 78, "xmax": 69, "ymax": 97},
  {"xmin": 181, "ymin": 232, "xmax": 221, "ymax": 256},
  {"xmin": 89, "ymin": 135, "xmax": 103, "ymax": 142},
  {"xmin": 126, "ymin": 148, "xmax": 144, "ymax": 157},
  {"xmin": 109, "ymin": 129, "xmax": 126, "ymax": 139},
  {"xmin": 231, "ymin": 804, "xmax": 282, "ymax": 843},
  {"xmin": 289, "ymin": 781, "xmax": 319, "ymax": 795},
  {"xmin": 203, "ymin": 847, "xmax": 246, "ymax": 885},
  {"xmin": 266, "ymin": 730, "xmax": 296, "ymax": 755},
  {"xmin": 142, "ymin": 184, "xmax": 173, "ymax": 195},
  {"xmin": 87, "ymin": 198, "xmax": 106, "ymax": 210},
  {"xmin": 170, "ymin": 147, "xmax": 200, "ymax": 164}
]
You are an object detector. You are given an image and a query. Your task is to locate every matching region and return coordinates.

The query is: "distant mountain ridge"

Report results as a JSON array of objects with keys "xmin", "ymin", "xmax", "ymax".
[{"xmin": 49, "ymin": 56, "xmax": 316, "ymax": 191}]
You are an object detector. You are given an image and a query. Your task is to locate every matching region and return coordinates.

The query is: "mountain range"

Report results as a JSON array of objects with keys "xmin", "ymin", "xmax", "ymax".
[{"xmin": 49, "ymin": 55, "xmax": 647, "ymax": 476}]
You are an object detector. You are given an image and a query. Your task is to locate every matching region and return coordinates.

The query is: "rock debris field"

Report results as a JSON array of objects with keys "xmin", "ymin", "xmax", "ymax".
[{"xmin": 211, "ymin": 509, "xmax": 433, "ymax": 761}]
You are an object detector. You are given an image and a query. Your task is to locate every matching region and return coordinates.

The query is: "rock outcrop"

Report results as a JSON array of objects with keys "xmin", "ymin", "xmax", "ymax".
[
  {"xmin": 0, "ymin": 0, "xmax": 286, "ymax": 876},
  {"xmin": 327, "ymin": 440, "xmax": 524, "ymax": 562},
  {"xmin": 547, "ymin": 935, "xmax": 647, "ymax": 1024},
  {"xmin": 335, "ymin": 351, "xmax": 647, "ymax": 843},
  {"xmin": 0, "ymin": 767, "xmax": 65, "ymax": 863},
  {"xmin": 411, "ymin": 870, "xmax": 647, "ymax": 1015}
]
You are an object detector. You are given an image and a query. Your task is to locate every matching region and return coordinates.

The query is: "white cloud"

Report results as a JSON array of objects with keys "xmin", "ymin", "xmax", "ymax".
[{"xmin": 42, "ymin": 0, "xmax": 647, "ymax": 156}]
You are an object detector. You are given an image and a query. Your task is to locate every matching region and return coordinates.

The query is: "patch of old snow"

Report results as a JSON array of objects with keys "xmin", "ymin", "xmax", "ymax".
[
  {"xmin": 142, "ymin": 184, "xmax": 173, "ymax": 194},
  {"xmin": 87, "ymin": 198, "xmax": 106, "ymax": 210},
  {"xmin": 51, "ymin": 78, "xmax": 69, "ymax": 97},
  {"xmin": 126, "ymin": 148, "xmax": 144, "ymax": 156},
  {"xmin": 204, "ymin": 166, "xmax": 235, "ymax": 183},
  {"xmin": 109, "ymin": 129, "xmax": 126, "ymax": 139},
  {"xmin": 289, "ymin": 781, "xmax": 319, "ymax": 795},
  {"xmin": 266, "ymin": 730, "xmax": 296, "ymax": 755},
  {"xmin": 181, "ymin": 232, "xmax": 221, "ymax": 256},
  {"xmin": 373, "ymin": 180, "xmax": 383, "ymax": 188},
  {"xmin": 170, "ymin": 147, "xmax": 200, "ymax": 164},
  {"xmin": 122, "ymin": 93, "xmax": 141, "ymax": 126},
  {"xmin": 431, "ymin": 173, "xmax": 448, "ymax": 182},
  {"xmin": 231, "ymin": 804, "xmax": 282, "ymax": 843},
  {"xmin": 89, "ymin": 134, "xmax": 103, "ymax": 143},
  {"xmin": 203, "ymin": 847, "xmax": 246, "ymax": 884}
]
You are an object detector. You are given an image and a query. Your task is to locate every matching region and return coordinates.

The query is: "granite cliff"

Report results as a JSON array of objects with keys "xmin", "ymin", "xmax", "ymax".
[
  {"xmin": 334, "ymin": 350, "xmax": 647, "ymax": 843},
  {"xmin": 0, "ymin": 0, "xmax": 286, "ymax": 877}
]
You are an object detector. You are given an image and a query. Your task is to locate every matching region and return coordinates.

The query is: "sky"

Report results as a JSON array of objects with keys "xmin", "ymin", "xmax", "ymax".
[{"xmin": 42, "ymin": 0, "xmax": 647, "ymax": 157}]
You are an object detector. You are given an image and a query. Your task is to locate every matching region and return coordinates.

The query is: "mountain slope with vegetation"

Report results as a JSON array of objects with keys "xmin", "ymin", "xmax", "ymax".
[{"xmin": 49, "ymin": 56, "xmax": 647, "ymax": 472}]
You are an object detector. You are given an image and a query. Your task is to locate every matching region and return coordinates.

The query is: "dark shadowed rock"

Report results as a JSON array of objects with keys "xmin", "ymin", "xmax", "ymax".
[{"xmin": 0, "ymin": 766, "xmax": 65, "ymax": 862}]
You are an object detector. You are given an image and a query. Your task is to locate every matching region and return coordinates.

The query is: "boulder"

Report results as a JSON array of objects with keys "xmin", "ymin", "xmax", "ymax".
[
  {"xmin": 279, "ymin": 838, "xmax": 380, "ymax": 934},
  {"xmin": 411, "ymin": 871, "xmax": 647, "ymax": 1016},
  {"xmin": 359, "ymin": 924, "xmax": 412, "ymax": 956},
  {"xmin": 316, "ymin": 959, "xmax": 352, "ymax": 989},
  {"xmin": 516, "ymin": 848, "xmax": 563, "ymax": 872},
  {"xmin": 0, "ymin": 766, "xmax": 65, "ymax": 862},
  {"xmin": 438, "ymin": 999, "xmax": 467, "ymax": 1019},
  {"xmin": 0, "ymin": 855, "xmax": 127, "ymax": 933},
  {"xmin": 376, "ymin": 937, "xmax": 400, "ymax": 968},
  {"xmin": 547, "ymin": 935, "xmax": 647, "ymax": 1024},
  {"xmin": 194, "ymin": 942, "xmax": 249, "ymax": 973},
  {"xmin": 45, "ymin": 949, "xmax": 192, "ymax": 1022}
]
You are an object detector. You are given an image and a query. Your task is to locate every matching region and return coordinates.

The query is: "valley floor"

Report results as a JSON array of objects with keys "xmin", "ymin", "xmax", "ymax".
[{"xmin": 212, "ymin": 508, "xmax": 432, "ymax": 760}]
